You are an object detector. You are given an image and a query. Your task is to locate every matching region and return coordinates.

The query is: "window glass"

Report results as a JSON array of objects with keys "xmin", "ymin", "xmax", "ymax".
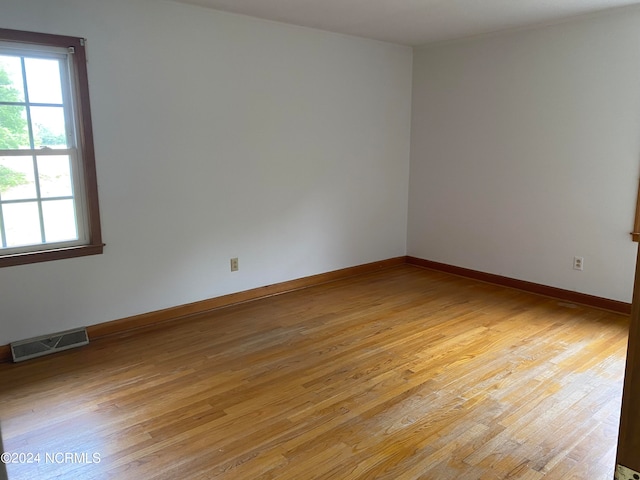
[{"xmin": 24, "ymin": 57, "xmax": 63, "ymax": 104}]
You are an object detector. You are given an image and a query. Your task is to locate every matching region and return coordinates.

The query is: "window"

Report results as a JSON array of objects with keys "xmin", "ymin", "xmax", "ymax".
[{"xmin": 0, "ymin": 28, "xmax": 102, "ymax": 267}]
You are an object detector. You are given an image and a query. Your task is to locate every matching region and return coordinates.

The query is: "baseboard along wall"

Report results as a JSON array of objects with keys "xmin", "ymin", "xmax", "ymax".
[
  {"xmin": 0, "ymin": 257, "xmax": 405, "ymax": 363},
  {"xmin": 406, "ymin": 256, "xmax": 632, "ymax": 315},
  {"xmin": 0, "ymin": 255, "xmax": 631, "ymax": 363},
  {"xmin": 86, "ymin": 257, "xmax": 406, "ymax": 340}
]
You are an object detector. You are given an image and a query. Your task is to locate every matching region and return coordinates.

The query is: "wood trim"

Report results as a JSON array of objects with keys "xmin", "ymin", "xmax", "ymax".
[
  {"xmin": 72, "ymin": 33, "xmax": 103, "ymax": 250},
  {"xmin": 407, "ymin": 256, "xmax": 631, "ymax": 315},
  {"xmin": 0, "ymin": 244, "xmax": 104, "ymax": 268},
  {"xmin": 0, "ymin": 257, "xmax": 404, "ymax": 361},
  {"xmin": 0, "ymin": 28, "xmax": 84, "ymax": 48},
  {"xmin": 3, "ymin": 253, "xmax": 629, "ymax": 362},
  {"xmin": 632, "ymin": 178, "xmax": 640, "ymax": 243},
  {"xmin": 616, "ymin": 242, "xmax": 640, "ymax": 471},
  {"xmin": 0, "ymin": 345, "xmax": 10, "ymax": 363},
  {"xmin": 87, "ymin": 257, "xmax": 406, "ymax": 340}
]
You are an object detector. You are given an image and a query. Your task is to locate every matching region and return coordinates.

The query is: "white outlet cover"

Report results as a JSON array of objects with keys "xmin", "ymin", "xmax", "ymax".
[{"xmin": 616, "ymin": 464, "xmax": 640, "ymax": 480}]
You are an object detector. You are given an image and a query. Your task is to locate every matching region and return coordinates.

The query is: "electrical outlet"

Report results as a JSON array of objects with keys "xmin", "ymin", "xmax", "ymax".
[
  {"xmin": 615, "ymin": 464, "xmax": 640, "ymax": 480},
  {"xmin": 230, "ymin": 257, "xmax": 239, "ymax": 272},
  {"xmin": 573, "ymin": 256, "xmax": 584, "ymax": 271}
]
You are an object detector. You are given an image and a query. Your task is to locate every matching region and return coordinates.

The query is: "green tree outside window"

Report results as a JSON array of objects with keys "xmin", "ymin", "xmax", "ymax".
[{"xmin": 0, "ymin": 64, "xmax": 28, "ymax": 192}]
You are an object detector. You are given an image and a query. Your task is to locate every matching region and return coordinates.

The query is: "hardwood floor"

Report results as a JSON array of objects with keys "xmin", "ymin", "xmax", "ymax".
[{"xmin": 0, "ymin": 265, "xmax": 629, "ymax": 479}]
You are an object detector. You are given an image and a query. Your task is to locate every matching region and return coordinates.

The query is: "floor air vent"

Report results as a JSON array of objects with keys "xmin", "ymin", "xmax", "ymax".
[
  {"xmin": 616, "ymin": 464, "xmax": 640, "ymax": 480},
  {"xmin": 10, "ymin": 328, "xmax": 89, "ymax": 362}
]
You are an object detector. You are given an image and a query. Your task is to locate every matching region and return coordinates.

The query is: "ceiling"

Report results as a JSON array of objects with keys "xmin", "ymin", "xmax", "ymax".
[{"xmin": 172, "ymin": 0, "xmax": 640, "ymax": 46}]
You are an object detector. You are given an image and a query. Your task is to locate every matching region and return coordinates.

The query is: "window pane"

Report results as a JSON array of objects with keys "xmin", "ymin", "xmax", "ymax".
[
  {"xmin": 0, "ymin": 105, "xmax": 30, "ymax": 149},
  {"xmin": 37, "ymin": 155, "xmax": 72, "ymax": 198},
  {"xmin": 42, "ymin": 199, "xmax": 77, "ymax": 243},
  {"xmin": 2, "ymin": 201, "xmax": 41, "ymax": 247},
  {"xmin": 0, "ymin": 55, "xmax": 25, "ymax": 102},
  {"xmin": 0, "ymin": 156, "xmax": 36, "ymax": 200},
  {"xmin": 31, "ymin": 106, "xmax": 68, "ymax": 148},
  {"xmin": 24, "ymin": 57, "xmax": 63, "ymax": 104}
]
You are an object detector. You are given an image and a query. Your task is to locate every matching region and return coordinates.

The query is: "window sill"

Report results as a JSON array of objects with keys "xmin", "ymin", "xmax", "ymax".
[{"xmin": 0, "ymin": 243, "xmax": 104, "ymax": 268}]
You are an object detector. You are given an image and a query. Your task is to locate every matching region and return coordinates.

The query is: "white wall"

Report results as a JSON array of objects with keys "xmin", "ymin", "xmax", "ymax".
[
  {"xmin": 0, "ymin": 0, "xmax": 413, "ymax": 345},
  {"xmin": 408, "ymin": 8, "xmax": 640, "ymax": 303}
]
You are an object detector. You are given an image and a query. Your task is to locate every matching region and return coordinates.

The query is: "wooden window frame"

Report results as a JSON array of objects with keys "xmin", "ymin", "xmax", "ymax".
[
  {"xmin": 633, "ymin": 178, "xmax": 640, "ymax": 242},
  {"xmin": 0, "ymin": 28, "xmax": 103, "ymax": 268}
]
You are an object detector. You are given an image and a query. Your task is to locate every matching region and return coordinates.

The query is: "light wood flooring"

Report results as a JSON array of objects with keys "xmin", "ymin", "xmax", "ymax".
[{"xmin": 0, "ymin": 265, "xmax": 630, "ymax": 479}]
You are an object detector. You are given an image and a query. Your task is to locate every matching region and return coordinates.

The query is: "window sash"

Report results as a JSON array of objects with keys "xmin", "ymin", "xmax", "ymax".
[{"xmin": 0, "ymin": 149, "xmax": 87, "ymax": 254}]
